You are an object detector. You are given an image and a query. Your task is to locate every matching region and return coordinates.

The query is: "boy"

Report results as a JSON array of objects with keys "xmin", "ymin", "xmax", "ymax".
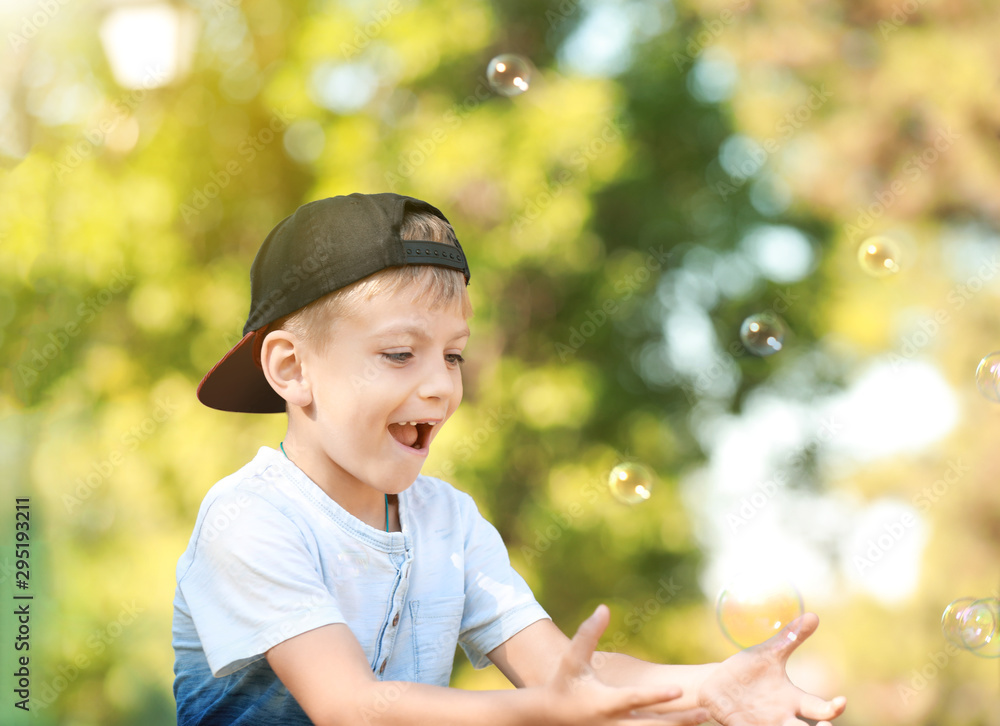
[{"xmin": 173, "ymin": 192, "xmax": 847, "ymax": 725}]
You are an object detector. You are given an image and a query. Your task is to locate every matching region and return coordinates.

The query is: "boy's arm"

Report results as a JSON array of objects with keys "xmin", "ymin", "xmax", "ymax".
[
  {"xmin": 487, "ymin": 611, "xmax": 847, "ymax": 726},
  {"xmin": 487, "ymin": 618, "xmax": 712, "ymax": 715},
  {"xmin": 266, "ymin": 608, "xmax": 693, "ymax": 726}
]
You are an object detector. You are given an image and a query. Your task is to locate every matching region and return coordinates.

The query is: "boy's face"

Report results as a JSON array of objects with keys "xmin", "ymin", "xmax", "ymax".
[{"xmin": 296, "ymin": 280, "xmax": 469, "ymax": 495}]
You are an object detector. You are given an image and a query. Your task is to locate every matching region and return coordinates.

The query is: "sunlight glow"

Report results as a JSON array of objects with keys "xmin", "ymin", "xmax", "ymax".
[
  {"xmin": 686, "ymin": 358, "xmax": 955, "ymax": 605},
  {"xmin": 99, "ymin": 2, "xmax": 198, "ymax": 89}
]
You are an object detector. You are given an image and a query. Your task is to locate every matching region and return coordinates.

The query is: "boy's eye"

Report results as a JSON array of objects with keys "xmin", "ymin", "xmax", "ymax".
[
  {"xmin": 445, "ymin": 353, "xmax": 465, "ymax": 365},
  {"xmin": 381, "ymin": 352, "xmax": 413, "ymax": 363}
]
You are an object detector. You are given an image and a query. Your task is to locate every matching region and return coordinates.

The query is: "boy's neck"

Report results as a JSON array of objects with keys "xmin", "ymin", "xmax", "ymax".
[{"xmin": 279, "ymin": 435, "xmax": 397, "ymax": 532}]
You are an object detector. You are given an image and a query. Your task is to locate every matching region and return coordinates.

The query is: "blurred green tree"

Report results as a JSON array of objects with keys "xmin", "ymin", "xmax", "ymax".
[{"xmin": 3, "ymin": 0, "xmax": 1000, "ymax": 725}]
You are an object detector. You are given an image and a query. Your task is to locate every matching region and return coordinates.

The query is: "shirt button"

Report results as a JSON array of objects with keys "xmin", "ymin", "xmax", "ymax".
[
  {"xmin": 392, "ymin": 612, "xmax": 400, "ymax": 627},
  {"xmin": 378, "ymin": 659, "xmax": 387, "ymax": 675}
]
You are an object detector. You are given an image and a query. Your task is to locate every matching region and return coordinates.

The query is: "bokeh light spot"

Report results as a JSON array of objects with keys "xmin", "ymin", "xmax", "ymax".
[{"xmin": 283, "ymin": 119, "xmax": 326, "ymax": 164}]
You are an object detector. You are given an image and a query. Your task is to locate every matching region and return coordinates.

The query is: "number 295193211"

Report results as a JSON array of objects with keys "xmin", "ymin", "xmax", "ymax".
[{"xmin": 15, "ymin": 498, "xmax": 30, "ymax": 590}]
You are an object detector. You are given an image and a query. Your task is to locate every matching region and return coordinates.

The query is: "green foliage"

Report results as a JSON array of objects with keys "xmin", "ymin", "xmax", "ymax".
[{"xmin": 2, "ymin": 0, "xmax": 1000, "ymax": 724}]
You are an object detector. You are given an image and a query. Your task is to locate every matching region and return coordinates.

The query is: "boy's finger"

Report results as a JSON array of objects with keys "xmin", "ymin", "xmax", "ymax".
[
  {"xmin": 768, "ymin": 612, "xmax": 819, "ymax": 660},
  {"xmin": 568, "ymin": 604, "xmax": 610, "ymax": 665},
  {"xmin": 798, "ymin": 694, "xmax": 847, "ymax": 721}
]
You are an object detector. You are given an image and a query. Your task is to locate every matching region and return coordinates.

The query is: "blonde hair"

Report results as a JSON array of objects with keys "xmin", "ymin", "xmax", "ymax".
[{"xmin": 274, "ymin": 210, "xmax": 472, "ymax": 348}]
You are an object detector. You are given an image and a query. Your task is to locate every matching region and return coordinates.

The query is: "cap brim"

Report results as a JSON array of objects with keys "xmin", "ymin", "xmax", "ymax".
[{"xmin": 197, "ymin": 331, "xmax": 287, "ymax": 413}]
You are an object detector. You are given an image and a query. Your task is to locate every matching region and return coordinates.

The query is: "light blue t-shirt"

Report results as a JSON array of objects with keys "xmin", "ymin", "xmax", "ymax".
[{"xmin": 172, "ymin": 446, "xmax": 549, "ymax": 725}]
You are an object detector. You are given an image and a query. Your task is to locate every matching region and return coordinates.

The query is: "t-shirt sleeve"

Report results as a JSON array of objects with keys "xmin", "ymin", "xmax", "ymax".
[
  {"xmin": 457, "ymin": 496, "xmax": 550, "ymax": 668},
  {"xmin": 177, "ymin": 490, "xmax": 345, "ymax": 677}
]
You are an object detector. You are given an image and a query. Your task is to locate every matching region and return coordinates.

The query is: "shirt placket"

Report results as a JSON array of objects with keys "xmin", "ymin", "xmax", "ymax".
[{"xmin": 373, "ymin": 547, "xmax": 412, "ymax": 679}]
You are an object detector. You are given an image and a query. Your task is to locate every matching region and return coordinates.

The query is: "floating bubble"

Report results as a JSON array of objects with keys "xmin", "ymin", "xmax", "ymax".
[
  {"xmin": 739, "ymin": 312, "xmax": 787, "ymax": 356},
  {"xmin": 959, "ymin": 599, "xmax": 997, "ymax": 650},
  {"xmin": 941, "ymin": 597, "xmax": 977, "ymax": 648},
  {"xmin": 942, "ymin": 597, "xmax": 1000, "ymax": 658},
  {"xmin": 975, "ymin": 352, "xmax": 1000, "ymax": 402},
  {"xmin": 487, "ymin": 54, "xmax": 532, "ymax": 96},
  {"xmin": 857, "ymin": 236, "xmax": 901, "ymax": 276},
  {"xmin": 970, "ymin": 599, "xmax": 1000, "ymax": 658},
  {"xmin": 716, "ymin": 577, "xmax": 804, "ymax": 649},
  {"xmin": 608, "ymin": 461, "xmax": 654, "ymax": 505}
]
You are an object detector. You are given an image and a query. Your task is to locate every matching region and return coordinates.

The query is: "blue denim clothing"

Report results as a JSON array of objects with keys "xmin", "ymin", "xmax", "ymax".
[{"xmin": 173, "ymin": 447, "xmax": 548, "ymax": 725}]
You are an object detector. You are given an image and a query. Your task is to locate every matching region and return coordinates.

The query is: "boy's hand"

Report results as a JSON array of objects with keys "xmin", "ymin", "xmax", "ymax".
[
  {"xmin": 546, "ymin": 605, "xmax": 710, "ymax": 725},
  {"xmin": 697, "ymin": 613, "xmax": 847, "ymax": 726}
]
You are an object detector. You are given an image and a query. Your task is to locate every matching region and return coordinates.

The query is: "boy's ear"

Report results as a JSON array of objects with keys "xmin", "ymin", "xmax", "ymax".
[{"xmin": 259, "ymin": 330, "xmax": 312, "ymax": 408}]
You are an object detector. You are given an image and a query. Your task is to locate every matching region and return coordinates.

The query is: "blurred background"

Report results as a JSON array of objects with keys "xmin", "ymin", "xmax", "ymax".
[{"xmin": 2, "ymin": 0, "xmax": 1000, "ymax": 723}]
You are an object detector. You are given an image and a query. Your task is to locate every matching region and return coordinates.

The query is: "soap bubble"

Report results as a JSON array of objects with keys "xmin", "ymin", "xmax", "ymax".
[
  {"xmin": 958, "ymin": 600, "xmax": 997, "ymax": 650},
  {"xmin": 857, "ymin": 236, "xmax": 901, "ymax": 276},
  {"xmin": 975, "ymin": 352, "xmax": 1000, "ymax": 402},
  {"xmin": 941, "ymin": 597, "xmax": 977, "ymax": 648},
  {"xmin": 716, "ymin": 577, "xmax": 804, "ymax": 649},
  {"xmin": 608, "ymin": 461, "xmax": 654, "ymax": 504},
  {"xmin": 740, "ymin": 312, "xmax": 787, "ymax": 356},
  {"xmin": 969, "ymin": 599, "xmax": 1000, "ymax": 658},
  {"xmin": 942, "ymin": 597, "xmax": 1000, "ymax": 657},
  {"xmin": 487, "ymin": 54, "xmax": 532, "ymax": 96}
]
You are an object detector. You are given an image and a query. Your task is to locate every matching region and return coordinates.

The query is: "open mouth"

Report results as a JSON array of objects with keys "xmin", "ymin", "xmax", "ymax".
[{"xmin": 387, "ymin": 421, "xmax": 435, "ymax": 450}]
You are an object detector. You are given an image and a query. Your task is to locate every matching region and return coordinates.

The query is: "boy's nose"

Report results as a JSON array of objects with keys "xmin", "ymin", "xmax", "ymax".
[{"xmin": 417, "ymin": 360, "xmax": 458, "ymax": 400}]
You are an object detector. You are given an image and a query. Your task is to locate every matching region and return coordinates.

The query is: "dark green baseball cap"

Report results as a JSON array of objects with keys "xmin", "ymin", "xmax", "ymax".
[{"xmin": 197, "ymin": 192, "xmax": 470, "ymax": 413}]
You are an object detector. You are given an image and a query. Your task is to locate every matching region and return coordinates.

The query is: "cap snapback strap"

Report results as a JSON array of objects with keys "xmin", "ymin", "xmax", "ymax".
[{"xmin": 403, "ymin": 240, "xmax": 470, "ymax": 283}]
